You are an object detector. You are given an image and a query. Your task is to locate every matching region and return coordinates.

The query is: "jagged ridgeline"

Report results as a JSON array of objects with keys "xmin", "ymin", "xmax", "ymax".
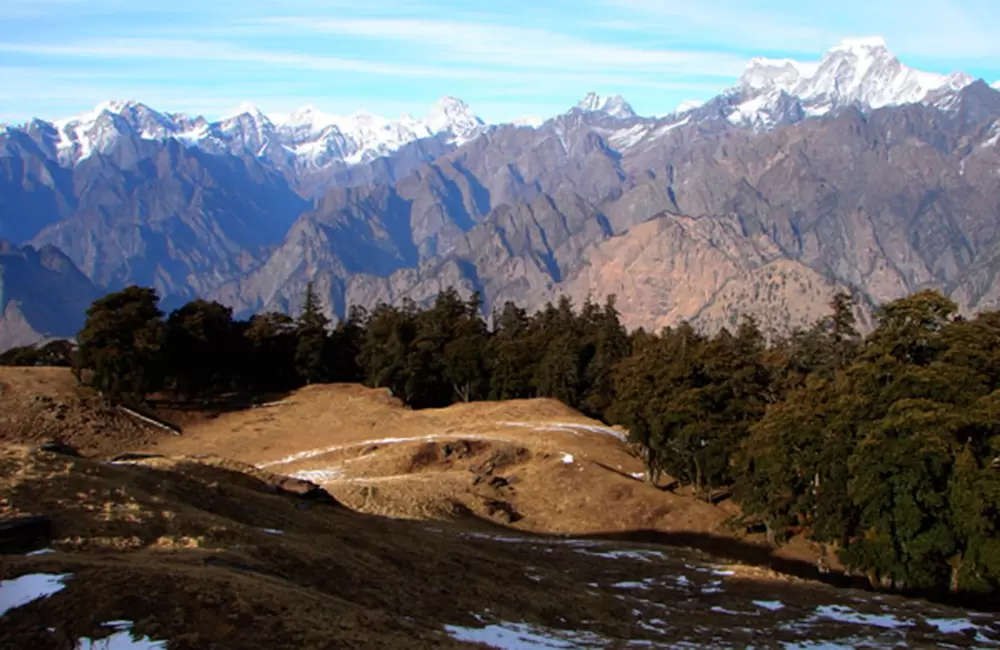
[
  {"xmin": 5, "ymin": 282, "xmax": 1000, "ymax": 599},
  {"xmin": 3, "ymin": 40, "xmax": 1000, "ymax": 351}
]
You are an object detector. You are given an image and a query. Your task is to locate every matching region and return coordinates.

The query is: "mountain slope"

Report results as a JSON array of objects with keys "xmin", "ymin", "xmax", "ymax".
[
  {"xmin": 0, "ymin": 241, "xmax": 100, "ymax": 350},
  {"xmin": 3, "ymin": 38, "xmax": 1000, "ymax": 347}
]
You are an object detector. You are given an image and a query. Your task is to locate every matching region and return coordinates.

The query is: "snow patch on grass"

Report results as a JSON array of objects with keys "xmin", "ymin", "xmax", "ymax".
[
  {"xmin": 260, "ymin": 434, "xmax": 509, "ymax": 468},
  {"xmin": 923, "ymin": 617, "xmax": 981, "ymax": 634},
  {"xmin": 813, "ymin": 604, "xmax": 913, "ymax": 629},
  {"xmin": 76, "ymin": 620, "xmax": 168, "ymax": 649},
  {"xmin": 575, "ymin": 549, "xmax": 668, "ymax": 562},
  {"xmin": 26, "ymin": 548, "xmax": 56, "ymax": 556},
  {"xmin": 753, "ymin": 600, "xmax": 785, "ymax": 611},
  {"xmin": 444, "ymin": 620, "xmax": 610, "ymax": 648},
  {"xmin": 0, "ymin": 573, "xmax": 71, "ymax": 617}
]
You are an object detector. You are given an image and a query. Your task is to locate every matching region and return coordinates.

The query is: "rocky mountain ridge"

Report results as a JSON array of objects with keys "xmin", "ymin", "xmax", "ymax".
[{"xmin": 2, "ymin": 39, "xmax": 1000, "ymax": 349}]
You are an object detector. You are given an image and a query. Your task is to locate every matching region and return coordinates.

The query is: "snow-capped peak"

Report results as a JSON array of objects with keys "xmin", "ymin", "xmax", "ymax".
[
  {"xmin": 225, "ymin": 102, "xmax": 270, "ymax": 122},
  {"xmin": 425, "ymin": 96, "xmax": 485, "ymax": 142},
  {"xmin": 992, "ymin": 81, "xmax": 1000, "ymax": 90},
  {"xmin": 577, "ymin": 92, "xmax": 637, "ymax": 119},
  {"xmin": 739, "ymin": 58, "xmax": 819, "ymax": 92},
  {"xmin": 674, "ymin": 99, "xmax": 705, "ymax": 114},
  {"xmin": 831, "ymin": 36, "xmax": 888, "ymax": 53},
  {"xmin": 728, "ymin": 36, "xmax": 976, "ymax": 130}
]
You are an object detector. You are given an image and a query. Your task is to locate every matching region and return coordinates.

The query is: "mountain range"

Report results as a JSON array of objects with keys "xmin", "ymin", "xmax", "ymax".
[{"xmin": 2, "ymin": 37, "xmax": 1000, "ymax": 349}]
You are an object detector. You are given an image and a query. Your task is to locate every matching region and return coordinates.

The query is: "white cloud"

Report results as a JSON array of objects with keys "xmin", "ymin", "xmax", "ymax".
[
  {"xmin": 255, "ymin": 17, "xmax": 747, "ymax": 78},
  {"xmin": 599, "ymin": 0, "xmax": 1000, "ymax": 61}
]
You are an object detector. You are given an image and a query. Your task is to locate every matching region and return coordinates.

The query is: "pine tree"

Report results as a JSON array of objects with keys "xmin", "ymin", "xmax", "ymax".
[
  {"xmin": 295, "ymin": 282, "xmax": 331, "ymax": 385},
  {"xmin": 74, "ymin": 286, "xmax": 166, "ymax": 404}
]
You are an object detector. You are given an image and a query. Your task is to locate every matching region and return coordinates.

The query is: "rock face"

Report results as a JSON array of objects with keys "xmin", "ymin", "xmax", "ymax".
[
  {"xmin": 0, "ymin": 241, "xmax": 100, "ymax": 350},
  {"xmin": 2, "ymin": 41, "xmax": 1000, "ymax": 349}
]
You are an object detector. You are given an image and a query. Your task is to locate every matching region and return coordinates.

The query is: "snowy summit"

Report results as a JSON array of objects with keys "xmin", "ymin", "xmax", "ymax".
[{"xmin": 577, "ymin": 92, "xmax": 637, "ymax": 119}]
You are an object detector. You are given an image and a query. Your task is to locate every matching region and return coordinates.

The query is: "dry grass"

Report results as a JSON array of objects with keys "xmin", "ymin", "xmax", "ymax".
[
  {"xmin": 3, "ymin": 444, "xmax": 992, "ymax": 649},
  {"xmin": 0, "ymin": 367, "xmax": 168, "ymax": 457},
  {"xmin": 150, "ymin": 382, "xmax": 734, "ymax": 538}
]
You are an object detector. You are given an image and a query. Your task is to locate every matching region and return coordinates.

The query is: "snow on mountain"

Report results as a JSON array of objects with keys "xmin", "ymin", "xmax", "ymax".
[
  {"xmin": 24, "ymin": 97, "xmax": 487, "ymax": 168},
  {"xmin": 577, "ymin": 92, "xmax": 637, "ymax": 119},
  {"xmin": 674, "ymin": 100, "xmax": 705, "ymax": 114},
  {"xmin": 729, "ymin": 37, "xmax": 974, "ymax": 129},
  {"xmin": 993, "ymin": 81, "xmax": 1000, "ymax": 90},
  {"xmin": 508, "ymin": 116, "xmax": 546, "ymax": 128},
  {"xmin": 46, "ymin": 100, "xmax": 197, "ymax": 163}
]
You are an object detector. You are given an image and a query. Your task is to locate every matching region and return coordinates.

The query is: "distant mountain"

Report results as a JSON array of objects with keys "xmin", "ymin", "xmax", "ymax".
[
  {"xmin": 698, "ymin": 37, "xmax": 974, "ymax": 130},
  {"xmin": 3, "ymin": 38, "xmax": 1000, "ymax": 350},
  {"xmin": 38, "ymin": 97, "xmax": 486, "ymax": 171},
  {"xmin": 576, "ymin": 93, "xmax": 637, "ymax": 120},
  {"xmin": 0, "ymin": 241, "xmax": 99, "ymax": 350}
]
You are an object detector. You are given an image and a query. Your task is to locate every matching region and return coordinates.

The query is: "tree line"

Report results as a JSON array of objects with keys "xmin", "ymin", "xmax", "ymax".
[{"xmin": 4, "ymin": 283, "xmax": 999, "ymax": 597}]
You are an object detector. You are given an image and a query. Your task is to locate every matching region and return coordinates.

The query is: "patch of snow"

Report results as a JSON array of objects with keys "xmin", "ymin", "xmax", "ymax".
[
  {"xmin": 290, "ymin": 467, "xmax": 345, "ymax": 482},
  {"xmin": 547, "ymin": 422, "xmax": 628, "ymax": 442},
  {"xmin": 607, "ymin": 123, "xmax": 651, "ymax": 149},
  {"xmin": 444, "ymin": 620, "xmax": 610, "ymax": 649},
  {"xmin": 701, "ymin": 580, "xmax": 724, "ymax": 594},
  {"xmin": 983, "ymin": 121, "xmax": 1000, "ymax": 148},
  {"xmin": 0, "ymin": 573, "xmax": 71, "ymax": 617},
  {"xmin": 728, "ymin": 95, "xmax": 772, "ymax": 127},
  {"xmin": 710, "ymin": 606, "xmax": 747, "ymax": 616},
  {"xmin": 675, "ymin": 99, "xmax": 704, "ymax": 113},
  {"xmin": 575, "ymin": 549, "xmax": 667, "ymax": 562},
  {"xmin": 629, "ymin": 472, "xmax": 645, "ymax": 480},
  {"xmin": 260, "ymin": 528, "xmax": 284, "ymax": 535},
  {"xmin": 77, "ymin": 620, "xmax": 168, "ymax": 649},
  {"xmin": 813, "ymin": 604, "xmax": 913, "ymax": 629},
  {"xmin": 781, "ymin": 641, "xmax": 879, "ymax": 650},
  {"xmin": 610, "ymin": 580, "xmax": 653, "ymax": 590},
  {"xmin": 753, "ymin": 600, "xmax": 785, "ymax": 611},
  {"xmin": 26, "ymin": 548, "xmax": 56, "ymax": 556},
  {"xmin": 923, "ymin": 617, "xmax": 981, "ymax": 634},
  {"xmin": 259, "ymin": 433, "xmax": 510, "ymax": 468},
  {"xmin": 651, "ymin": 116, "xmax": 690, "ymax": 139},
  {"xmin": 561, "ymin": 453, "xmax": 575, "ymax": 464},
  {"xmin": 508, "ymin": 116, "xmax": 545, "ymax": 128}
]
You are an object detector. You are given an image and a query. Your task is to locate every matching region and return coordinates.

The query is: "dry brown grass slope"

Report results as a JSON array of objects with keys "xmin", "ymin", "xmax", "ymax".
[
  {"xmin": 4, "ymin": 368, "xmax": 1000, "ymax": 648},
  {"xmin": 150, "ymin": 382, "xmax": 735, "ymax": 537}
]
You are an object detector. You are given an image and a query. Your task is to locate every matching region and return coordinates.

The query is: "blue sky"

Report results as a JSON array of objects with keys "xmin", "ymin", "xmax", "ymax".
[{"xmin": 1, "ymin": 0, "xmax": 999, "ymax": 124}]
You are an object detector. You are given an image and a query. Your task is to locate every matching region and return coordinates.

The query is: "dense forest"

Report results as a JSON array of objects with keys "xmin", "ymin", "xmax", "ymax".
[{"xmin": 4, "ymin": 284, "xmax": 1000, "ymax": 598}]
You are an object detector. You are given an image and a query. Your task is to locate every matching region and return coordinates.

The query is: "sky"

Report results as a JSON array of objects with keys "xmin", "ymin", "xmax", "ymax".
[{"xmin": 1, "ymin": 0, "xmax": 999, "ymax": 125}]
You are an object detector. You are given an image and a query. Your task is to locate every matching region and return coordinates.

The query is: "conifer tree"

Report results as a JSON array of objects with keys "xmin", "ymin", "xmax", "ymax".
[
  {"xmin": 75, "ymin": 286, "xmax": 166, "ymax": 404},
  {"xmin": 295, "ymin": 282, "xmax": 330, "ymax": 385}
]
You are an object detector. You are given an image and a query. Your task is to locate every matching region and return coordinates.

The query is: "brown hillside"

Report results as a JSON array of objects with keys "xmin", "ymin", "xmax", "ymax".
[
  {"xmin": 0, "ymin": 367, "xmax": 174, "ymax": 457},
  {"xmin": 4, "ymin": 443, "xmax": 997, "ymax": 649},
  {"xmin": 151, "ymin": 382, "xmax": 735, "ymax": 537}
]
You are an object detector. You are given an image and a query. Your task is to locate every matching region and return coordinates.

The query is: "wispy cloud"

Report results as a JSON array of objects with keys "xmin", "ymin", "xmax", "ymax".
[
  {"xmin": 0, "ymin": 0, "xmax": 997, "ymax": 122},
  {"xmin": 256, "ymin": 16, "xmax": 747, "ymax": 78}
]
